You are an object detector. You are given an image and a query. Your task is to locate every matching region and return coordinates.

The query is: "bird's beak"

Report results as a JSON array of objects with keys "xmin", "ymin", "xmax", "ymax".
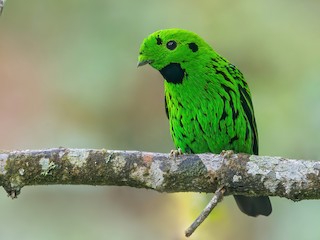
[{"xmin": 137, "ymin": 59, "xmax": 153, "ymax": 67}]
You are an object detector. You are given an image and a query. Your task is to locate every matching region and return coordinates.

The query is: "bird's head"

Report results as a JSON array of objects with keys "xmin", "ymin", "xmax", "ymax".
[{"xmin": 138, "ymin": 29, "xmax": 212, "ymax": 84}]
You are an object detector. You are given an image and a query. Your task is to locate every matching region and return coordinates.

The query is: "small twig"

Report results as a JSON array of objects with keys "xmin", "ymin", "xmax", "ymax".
[
  {"xmin": 0, "ymin": 0, "xmax": 5, "ymax": 15},
  {"xmin": 185, "ymin": 186, "xmax": 225, "ymax": 237}
]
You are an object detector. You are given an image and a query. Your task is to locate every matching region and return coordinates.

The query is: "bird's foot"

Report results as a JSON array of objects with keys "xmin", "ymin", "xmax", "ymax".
[
  {"xmin": 220, "ymin": 150, "xmax": 234, "ymax": 158},
  {"xmin": 169, "ymin": 148, "xmax": 183, "ymax": 159}
]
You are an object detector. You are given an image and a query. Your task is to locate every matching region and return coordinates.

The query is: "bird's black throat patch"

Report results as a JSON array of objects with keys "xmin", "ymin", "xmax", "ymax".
[{"xmin": 159, "ymin": 63, "xmax": 185, "ymax": 84}]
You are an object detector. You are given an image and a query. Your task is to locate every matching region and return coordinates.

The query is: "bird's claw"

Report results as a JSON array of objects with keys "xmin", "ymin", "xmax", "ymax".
[
  {"xmin": 169, "ymin": 148, "xmax": 183, "ymax": 159},
  {"xmin": 220, "ymin": 150, "xmax": 234, "ymax": 158}
]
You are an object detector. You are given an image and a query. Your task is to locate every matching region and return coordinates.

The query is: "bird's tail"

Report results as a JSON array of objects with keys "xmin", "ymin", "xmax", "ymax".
[{"xmin": 233, "ymin": 195, "xmax": 272, "ymax": 217}]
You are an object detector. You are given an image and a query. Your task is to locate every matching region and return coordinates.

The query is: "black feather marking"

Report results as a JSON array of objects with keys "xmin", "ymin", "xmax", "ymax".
[
  {"xmin": 215, "ymin": 69, "xmax": 233, "ymax": 84},
  {"xmin": 226, "ymin": 63, "xmax": 245, "ymax": 82},
  {"xmin": 164, "ymin": 96, "xmax": 169, "ymax": 119},
  {"xmin": 179, "ymin": 115, "xmax": 184, "ymax": 128},
  {"xmin": 171, "ymin": 125, "xmax": 176, "ymax": 138},
  {"xmin": 239, "ymin": 85, "xmax": 258, "ymax": 155},
  {"xmin": 221, "ymin": 84, "xmax": 234, "ymax": 95},
  {"xmin": 221, "ymin": 84, "xmax": 238, "ymax": 120},
  {"xmin": 220, "ymin": 109, "xmax": 228, "ymax": 121},
  {"xmin": 229, "ymin": 135, "xmax": 239, "ymax": 145},
  {"xmin": 229, "ymin": 99, "xmax": 238, "ymax": 120},
  {"xmin": 212, "ymin": 56, "xmax": 227, "ymax": 64},
  {"xmin": 218, "ymin": 95, "xmax": 228, "ymax": 131},
  {"xmin": 178, "ymin": 101, "xmax": 184, "ymax": 108},
  {"xmin": 156, "ymin": 36, "xmax": 162, "ymax": 45},
  {"xmin": 159, "ymin": 63, "xmax": 185, "ymax": 84},
  {"xmin": 245, "ymin": 126, "xmax": 249, "ymax": 141},
  {"xmin": 211, "ymin": 58, "xmax": 219, "ymax": 64},
  {"xmin": 188, "ymin": 42, "xmax": 198, "ymax": 52},
  {"xmin": 196, "ymin": 115, "xmax": 205, "ymax": 134},
  {"xmin": 185, "ymin": 144, "xmax": 195, "ymax": 154}
]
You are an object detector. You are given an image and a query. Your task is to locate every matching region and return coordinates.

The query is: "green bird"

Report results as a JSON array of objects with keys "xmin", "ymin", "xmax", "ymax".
[{"xmin": 137, "ymin": 28, "xmax": 272, "ymax": 217}]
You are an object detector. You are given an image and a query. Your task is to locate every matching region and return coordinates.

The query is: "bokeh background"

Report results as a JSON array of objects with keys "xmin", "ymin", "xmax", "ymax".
[{"xmin": 1, "ymin": 0, "xmax": 320, "ymax": 239}]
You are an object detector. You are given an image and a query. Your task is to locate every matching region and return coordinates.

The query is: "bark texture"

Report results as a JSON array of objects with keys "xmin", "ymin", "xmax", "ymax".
[{"xmin": 0, "ymin": 148, "xmax": 319, "ymax": 200}]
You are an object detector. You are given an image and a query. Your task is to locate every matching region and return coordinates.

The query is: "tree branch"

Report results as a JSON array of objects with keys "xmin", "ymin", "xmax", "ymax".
[
  {"xmin": 0, "ymin": 0, "xmax": 5, "ymax": 15},
  {"xmin": 0, "ymin": 148, "xmax": 319, "ymax": 201},
  {"xmin": 185, "ymin": 186, "xmax": 225, "ymax": 237}
]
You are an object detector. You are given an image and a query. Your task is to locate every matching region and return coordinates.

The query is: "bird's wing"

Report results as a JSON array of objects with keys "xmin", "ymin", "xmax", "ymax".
[
  {"xmin": 239, "ymin": 84, "xmax": 259, "ymax": 155},
  {"xmin": 228, "ymin": 64, "xmax": 259, "ymax": 155}
]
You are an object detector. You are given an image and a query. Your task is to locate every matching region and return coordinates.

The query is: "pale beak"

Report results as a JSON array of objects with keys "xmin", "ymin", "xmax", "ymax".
[{"xmin": 137, "ymin": 59, "xmax": 153, "ymax": 67}]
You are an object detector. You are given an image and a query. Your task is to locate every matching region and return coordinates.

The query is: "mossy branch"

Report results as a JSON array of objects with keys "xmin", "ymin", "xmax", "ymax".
[{"xmin": 0, "ymin": 148, "xmax": 319, "ymax": 201}]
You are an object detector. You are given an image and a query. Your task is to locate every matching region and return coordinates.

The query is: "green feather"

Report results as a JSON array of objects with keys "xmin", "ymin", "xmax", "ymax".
[{"xmin": 138, "ymin": 28, "xmax": 271, "ymax": 217}]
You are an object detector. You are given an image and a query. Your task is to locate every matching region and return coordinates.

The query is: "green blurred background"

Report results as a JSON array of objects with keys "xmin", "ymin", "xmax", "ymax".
[{"xmin": 0, "ymin": 0, "xmax": 320, "ymax": 239}]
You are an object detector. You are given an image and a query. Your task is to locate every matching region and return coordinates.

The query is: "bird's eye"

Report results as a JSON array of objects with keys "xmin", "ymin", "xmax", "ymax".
[{"xmin": 166, "ymin": 40, "xmax": 177, "ymax": 50}]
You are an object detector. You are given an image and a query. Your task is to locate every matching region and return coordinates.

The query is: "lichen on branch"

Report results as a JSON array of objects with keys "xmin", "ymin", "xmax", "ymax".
[{"xmin": 0, "ymin": 148, "xmax": 319, "ymax": 201}]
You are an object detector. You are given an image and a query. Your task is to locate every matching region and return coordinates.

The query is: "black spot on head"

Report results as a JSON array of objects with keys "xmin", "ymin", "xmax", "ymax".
[
  {"xmin": 156, "ymin": 36, "xmax": 162, "ymax": 45},
  {"xmin": 188, "ymin": 42, "xmax": 198, "ymax": 52}
]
